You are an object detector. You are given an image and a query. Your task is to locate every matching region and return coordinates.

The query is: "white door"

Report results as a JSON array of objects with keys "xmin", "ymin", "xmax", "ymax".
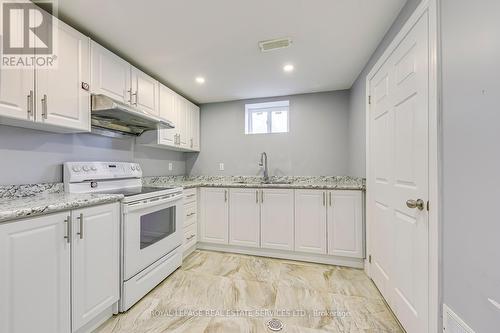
[
  {"xmin": 131, "ymin": 67, "xmax": 159, "ymax": 116},
  {"xmin": 199, "ymin": 188, "xmax": 229, "ymax": 244},
  {"xmin": 260, "ymin": 189, "xmax": 294, "ymax": 251},
  {"xmin": 36, "ymin": 19, "xmax": 90, "ymax": 131},
  {"xmin": 229, "ymin": 188, "xmax": 260, "ymax": 247},
  {"xmin": 327, "ymin": 191, "xmax": 363, "ymax": 258},
  {"xmin": 90, "ymin": 41, "xmax": 131, "ymax": 103},
  {"xmin": 158, "ymin": 84, "xmax": 178, "ymax": 146},
  {"xmin": 294, "ymin": 190, "xmax": 327, "ymax": 254},
  {"xmin": 0, "ymin": 212, "xmax": 71, "ymax": 333},
  {"xmin": 368, "ymin": 12, "xmax": 429, "ymax": 333},
  {"xmin": 0, "ymin": 8, "xmax": 34, "ymax": 123},
  {"xmin": 72, "ymin": 203, "xmax": 120, "ymax": 331}
]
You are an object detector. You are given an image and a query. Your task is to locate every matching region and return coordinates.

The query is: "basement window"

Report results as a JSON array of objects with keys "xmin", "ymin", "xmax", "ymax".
[{"xmin": 245, "ymin": 100, "xmax": 289, "ymax": 134}]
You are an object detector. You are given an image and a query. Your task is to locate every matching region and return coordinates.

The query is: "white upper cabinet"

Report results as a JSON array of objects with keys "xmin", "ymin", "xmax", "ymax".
[
  {"xmin": 71, "ymin": 203, "xmax": 120, "ymax": 331},
  {"xmin": 90, "ymin": 41, "xmax": 131, "ymax": 103},
  {"xmin": 327, "ymin": 191, "xmax": 363, "ymax": 258},
  {"xmin": 178, "ymin": 97, "xmax": 189, "ymax": 148},
  {"xmin": 199, "ymin": 188, "xmax": 229, "ymax": 244},
  {"xmin": 0, "ymin": 66, "xmax": 34, "ymax": 122},
  {"xmin": 190, "ymin": 102, "xmax": 200, "ymax": 151},
  {"xmin": 130, "ymin": 67, "xmax": 159, "ymax": 116},
  {"xmin": 158, "ymin": 84, "xmax": 178, "ymax": 146},
  {"xmin": 229, "ymin": 188, "xmax": 260, "ymax": 247},
  {"xmin": 295, "ymin": 190, "xmax": 328, "ymax": 254},
  {"xmin": 0, "ymin": 212, "xmax": 71, "ymax": 333},
  {"xmin": 36, "ymin": 19, "xmax": 90, "ymax": 132},
  {"xmin": 260, "ymin": 189, "xmax": 294, "ymax": 251}
]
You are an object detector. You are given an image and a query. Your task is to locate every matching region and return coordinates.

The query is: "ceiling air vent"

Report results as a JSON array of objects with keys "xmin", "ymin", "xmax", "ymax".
[{"xmin": 259, "ymin": 37, "xmax": 292, "ymax": 52}]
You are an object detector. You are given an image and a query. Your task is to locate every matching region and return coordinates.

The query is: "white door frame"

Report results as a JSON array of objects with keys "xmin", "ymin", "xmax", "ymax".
[{"xmin": 365, "ymin": 0, "xmax": 441, "ymax": 332}]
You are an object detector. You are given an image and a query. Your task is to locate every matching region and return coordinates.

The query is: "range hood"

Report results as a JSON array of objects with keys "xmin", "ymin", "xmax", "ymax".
[{"xmin": 91, "ymin": 94, "xmax": 174, "ymax": 138}]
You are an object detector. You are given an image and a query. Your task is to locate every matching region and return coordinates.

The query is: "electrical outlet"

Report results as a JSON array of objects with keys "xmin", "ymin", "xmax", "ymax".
[
  {"xmin": 168, "ymin": 163, "xmax": 173, "ymax": 171},
  {"xmin": 219, "ymin": 163, "xmax": 224, "ymax": 171}
]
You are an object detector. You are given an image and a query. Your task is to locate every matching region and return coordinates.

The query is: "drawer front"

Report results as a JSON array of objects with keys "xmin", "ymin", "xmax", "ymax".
[
  {"xmin": 184, "ymin": 189, "xmax": 197, "ymax": 204},
  {"xmin": 183, "ymin": 223, "xmax": 197, "ymax": 250},
  {"xmin": 184, "ymin": 201, "xmax": 197, "ymax": 227}
]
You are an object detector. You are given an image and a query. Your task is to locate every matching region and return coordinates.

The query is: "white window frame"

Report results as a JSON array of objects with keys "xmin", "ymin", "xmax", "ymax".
[{"xmin": 245, "ymin": 100, "xmax": 289, "ymax": 135}]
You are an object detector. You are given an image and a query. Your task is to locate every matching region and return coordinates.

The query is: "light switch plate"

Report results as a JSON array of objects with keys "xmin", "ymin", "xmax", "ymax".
[
  {"xmin": 219, "ymin": 163, "xmax": 224, "ymax": 171},
  {"xmin": 168, "ymin": 163, "xmax": 173, "ymax": 171}
]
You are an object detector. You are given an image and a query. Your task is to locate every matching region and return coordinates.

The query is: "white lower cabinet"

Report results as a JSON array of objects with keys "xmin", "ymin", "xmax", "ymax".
[
  {"xmin": 199, "ymin": 188, "xmax": 229, "ymax": 244},
  {"xmin": 71, "ymin": 203, "xmax": 120, "ymax": 332},
  {"xmin": 260, "ymin": 189, "xmax": 295, "ymax": 251},
  {"xmin": 294, "ymin": 190, "xmax": 327, "ymax": 254},
  {"xmin": 229, "ymin": 188, "xmax": 260, "ymax": 248},
  {"xmin": 0, "ymin": 212, "xmax": 71, "ymax": 333},
  {"xmin": 0, "ymin": 203, "xmax": 120, "ymax": 333},
  {"xmin": 327, "ymin": 191, "xmax": 363, "ymax": 258}
]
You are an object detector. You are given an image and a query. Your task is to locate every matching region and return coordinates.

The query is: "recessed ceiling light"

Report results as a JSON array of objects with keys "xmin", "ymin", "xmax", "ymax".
[
  {"xmin": 195, "ymin": 77, "xmax": 205, "ymax": 84},
  {"xmin": 283, "ymin": 64, "xmax": 294, "ymax": 72}
]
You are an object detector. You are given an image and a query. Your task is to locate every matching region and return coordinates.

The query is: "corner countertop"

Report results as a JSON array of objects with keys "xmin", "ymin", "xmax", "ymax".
[{"xmin": 0, "ymin": 192, "xmax": 124, "ymax": 224}]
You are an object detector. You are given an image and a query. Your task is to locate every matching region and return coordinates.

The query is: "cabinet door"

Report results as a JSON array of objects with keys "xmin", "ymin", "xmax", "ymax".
[
  {"xmin": 327, "ymin": 191, "xmax": 363, "ymax": 258},
  {"xmin": 158, "ymin": 84, "xmax": 178, "ymax": 146},
  {"xmin": 0, "ymin": 212, "xmax": 71, "ymax": 333},
  {"xmin": 192, "ymin": 104, "xmax": 200, "ymax": 151},
  {"xmin": 72, "ymin": 203, "xmax": 120, "ymax": 331},
  {"xmin": 90, "ymin": 41, "xmax": 131, "ymax": 103},
  {"xmin": 36, "ymin": 19, "xmax": 90, "ymax": 131},
  {"xmin": 199, "ymin": 188, "xmax": 229, "ymax": 244},
  {"xmin": 229, "ymin": 188, "xmax": 260, "ymax": 247},
  {"xmin": 0, "ymin": 11, "xmax": 34, "ymax": 123},
  {"xmin": 294, "ymin": 190, "xmax": 327, "ymax": 254},
  {"xmin": 260, "ymin": 189, "xmax": 294, "ymax": 251},
  {"xmin": 178, "ymin": 97, "xmax": 189, "ymax": 148},
  {"xmin": 131, "ymin": 67, "xmax": 159, "ymax": 116}
]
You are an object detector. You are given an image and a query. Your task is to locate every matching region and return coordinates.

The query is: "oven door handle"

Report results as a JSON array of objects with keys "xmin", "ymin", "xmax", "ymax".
[{"xmin": 124, "ymin": 193, "xmax": 183, "ymax": 213}]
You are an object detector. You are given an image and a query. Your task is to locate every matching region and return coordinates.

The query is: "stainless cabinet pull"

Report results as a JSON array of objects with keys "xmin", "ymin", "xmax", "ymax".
[
  {"xmin": 27, "ymin": 90, "xmax": 33, "ymax": 116},
  {"xmin": 132, "ymin": 91, "xmax": 138, "ymax": 106},
  {"xmin": 186, "ymin": 234, "xmax": 196, "ymax": 241},
  {"xmin": 186, "ymin": 212, "xmax": 195, "ymax": 217},
  {"xmin": 323, "ymin": 192, "xmax": 326, "ymax": 206},
  {"xmin": 127, "ymin": 89, "xmax": 132, "ymax": 104},
  {"xmin": 186, "ymin": 194, "xmax": 196, "ymax": 198},
  {"xmin": 329, "ymin": 192, "xmax": 332, "ymax": 206},
  {"xmin": 261, "ymin": 190, "xmax": 264, "ymax": 203},
  {"xmin": 76, "ymin": 213, "xmax": 84, "ymax": 239},
  {"xmin": 190, "ymin": 138, "xmax": 193, "ymax": 148},
  {"xmin": 41, "ymin": 94, "xmax": 48, "ymax": 119},
  {"xmin": 64, "ymin": 216, "xmax": 71, "ymax": 243},
  {"xmin": 256, "ymin": 190, "xmax": 259, "ymax": 204},
  {"xmin": 224, "ymin": 190, "xmax": 228, "ymax": 202}
]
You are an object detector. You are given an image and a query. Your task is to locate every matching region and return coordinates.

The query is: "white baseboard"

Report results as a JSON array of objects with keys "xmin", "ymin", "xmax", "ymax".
[{"xmin": 197, "ymin": 242, "xmax": 364, "ymax": 269}]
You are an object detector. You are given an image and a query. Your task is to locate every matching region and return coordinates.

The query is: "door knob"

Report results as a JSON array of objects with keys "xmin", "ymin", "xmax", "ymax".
[{"xmin": 406, "ymin": 199, "xmax": 425, "ymax": 211}]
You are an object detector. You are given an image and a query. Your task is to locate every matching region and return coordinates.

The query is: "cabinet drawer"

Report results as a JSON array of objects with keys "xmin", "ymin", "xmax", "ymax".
[
  {"xmin": 184, "ymin": 201, "xmax": 197, "ymax": 227},
  {"xmin": 184, "ymin": 189, "xmax": 197, "ymax": 204},
  {"xmin": 183, "ymin": 223, "xmax": 197, "ymax": 250}
]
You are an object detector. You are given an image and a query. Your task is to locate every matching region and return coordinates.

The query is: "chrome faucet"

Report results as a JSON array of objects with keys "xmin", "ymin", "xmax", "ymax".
[{"xmin": 259, "ymin": 152, "xmax": 269, "ymax": 183}]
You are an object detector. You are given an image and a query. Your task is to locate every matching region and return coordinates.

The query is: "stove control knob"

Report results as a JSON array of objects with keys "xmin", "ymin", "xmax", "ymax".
[
  {"xmin": 82, "ymin": 166, "xmax": 90, "ymax": 172},
  {"xmin": 131, "ymin": 165, "xmax": 136, "ymax": 171},
  {"xmin": 91, "ymin": 166, "xmax": 97, "ymax": 171},
  {"xmin": 136, "ymin": 165, "xmax": 141, "ymax": 171},
  {"xmin": 72, "ymin": 166, "xmax": 81, "ymax": 172}
]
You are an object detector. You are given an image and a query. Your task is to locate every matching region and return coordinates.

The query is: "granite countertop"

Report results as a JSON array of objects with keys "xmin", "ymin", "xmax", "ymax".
[
  {"xmin": 143, "ymin": 175, "xmax": 366, "ymax": 191},
  {"xmin": 0, "ymin": 192, "xmax": 124, "ymax": 223}
]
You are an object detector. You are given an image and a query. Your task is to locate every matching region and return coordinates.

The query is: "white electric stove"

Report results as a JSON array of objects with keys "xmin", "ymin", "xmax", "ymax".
[{"xmin": 64, "ymin": 162, "xmax": 183, "ymax": 312}]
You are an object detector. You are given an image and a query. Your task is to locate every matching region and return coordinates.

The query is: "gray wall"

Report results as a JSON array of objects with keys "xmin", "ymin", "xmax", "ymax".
[
  {"xmin": 0, "ymin": 124, "xmax": 186, "ymax": 185},
  {"xmin": 187, "ymin": 91, "xmax": 350, "ymax": 176},
  {"xmin": 441, "ymin": 0, "xmax": 500, "ymax": 332},
  {"xmin": 347, "ymin": 0, "xmax": 423, "ymax": 177}
]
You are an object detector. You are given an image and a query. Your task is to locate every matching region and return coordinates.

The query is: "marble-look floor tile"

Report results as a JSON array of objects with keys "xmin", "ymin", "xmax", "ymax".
[
  {"xmin": 231, "ymin": 255, "xmax": 281, "ymax": 283},
  {"xmin": 278, "ymin": 262, "xmax": 331, "ymax": 291}
]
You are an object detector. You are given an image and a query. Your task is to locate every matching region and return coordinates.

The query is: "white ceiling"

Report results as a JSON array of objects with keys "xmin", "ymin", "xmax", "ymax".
[{"xmin": 57, "ymin": 0, "xmax": 406, "ymax": 104}]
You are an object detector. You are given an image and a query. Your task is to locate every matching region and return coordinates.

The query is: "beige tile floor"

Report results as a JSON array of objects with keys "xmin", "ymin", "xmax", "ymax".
[{"xmin": 95, "ymin": 250, "xmax": 404, "ymax": 333}]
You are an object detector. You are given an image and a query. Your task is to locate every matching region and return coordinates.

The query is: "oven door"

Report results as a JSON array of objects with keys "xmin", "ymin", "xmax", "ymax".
[{"xmin": 123, "ymin": 193, "xmax": 183, "ymax": 280}]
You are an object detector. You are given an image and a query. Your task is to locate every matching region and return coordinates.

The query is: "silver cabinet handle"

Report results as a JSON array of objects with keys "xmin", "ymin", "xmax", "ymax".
[
  {"xmin": 224, "ymin": 190, "xmax": 228, "ymax": 202},
  {"xmin": 76, "ymin": 213, "xmax": 84, "ymax": 239},
  {"xmin": 186, "ymin": 234, "xmax": 196, "ymax": 241},
  {"xmin": 27, "ymin": 90, "xmax": 34, "ymax": 116},
  {"xmin": 323, "ymin": 192, "xmax": 326, "ymax": 206},
  {"xmin": 64, "ymin": 216, "xmax": 71, "ymax": 243},
  {"xmin": 186, "ymin": 193, "xmax": 196, "ymax": 198},
  {"xmin": 256, "ymin": 190, "xmax": 259, "ymax": 204},
  {"xmin": 190, "ymin": 138, "xmax": 193, "ymax": 148},
  {"xmin": 127, "ymin": 89, "xmax": 133, "ymax": 104},
  {"xmin": 261, "ymin": 190, "xmax": 264, "ymax": 203},
  {"xmin": 406, "ymin": 199, "xmax": 425, "ymax": 211},
  {"xmin": 329, "ymin": 192, "xmax": 332, "ymax": 206},
  {"xmin": 132, "ymin": 91, "xmax": 138, "ymax": 106},
  {"xmin": 186, "ymin": 212, "xmax": 196, "ymax": 217},
  {"xmin": 41, "ymin": 94, "xmax": 48, "ymax": 119}
]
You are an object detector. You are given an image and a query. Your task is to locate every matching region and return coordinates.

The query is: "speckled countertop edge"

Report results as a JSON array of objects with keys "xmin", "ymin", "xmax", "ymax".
[{"xmin": 0, "ymin": 193, "xmax": 124, "ymax": 223}]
